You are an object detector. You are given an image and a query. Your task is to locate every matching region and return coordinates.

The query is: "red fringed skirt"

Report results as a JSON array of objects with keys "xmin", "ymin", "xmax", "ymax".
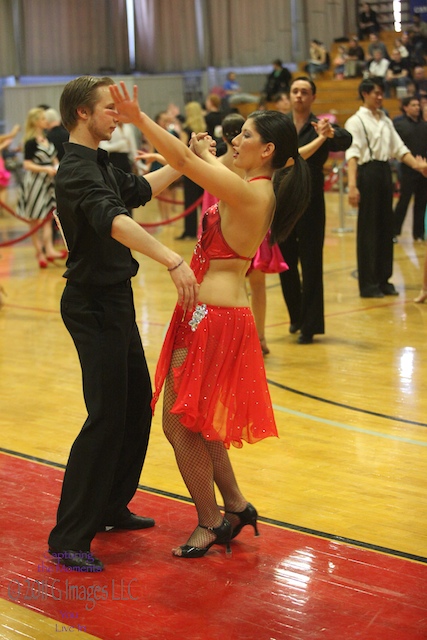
[{"xmin": 151, "ymin": 303, "xmax": 278, "ymax": 449}]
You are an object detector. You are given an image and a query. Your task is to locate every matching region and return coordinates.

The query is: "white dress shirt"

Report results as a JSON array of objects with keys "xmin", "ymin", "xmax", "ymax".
[
  {"xmin": 99, "ymin": 123, "xmax": 138, "ymax": 160},
  {"xmin": 345, "ymin": 106, "xmax": 410, "ymax": 165},
  {"xmin": 368, "ymin": 58, "xmax": 390, "ymax": 78}
]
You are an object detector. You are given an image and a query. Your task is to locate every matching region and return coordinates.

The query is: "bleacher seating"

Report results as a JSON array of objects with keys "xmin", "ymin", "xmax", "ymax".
[{"xmin": 233, "ymin": 31, "xmax": 426, "ymax": 127}]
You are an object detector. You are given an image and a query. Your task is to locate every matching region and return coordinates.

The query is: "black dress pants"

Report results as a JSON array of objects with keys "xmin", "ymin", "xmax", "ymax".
[
  {"xmin": 182, "ymin": 177, "xmax": 203, "ymax": 237},
  {"xmin": 278, "ymin": 198, "xmax": 326, "ymax": 337},
  {"xmin": 357, "ymin": 161, "xmax": 394, "ymax": 295},
  {"xmin": 394, "ymin": 165, "xmax": 427, "ymax": 240},
  {"xmin": 48, "ymin": 280, "xmax": 152, "ymax": 552}
]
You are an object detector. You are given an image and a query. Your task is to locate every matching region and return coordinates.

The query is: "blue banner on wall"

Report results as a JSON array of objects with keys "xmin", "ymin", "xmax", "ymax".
[{"xmin": 409, "ymin": 0, "xmax": 427, "ymax": 21}]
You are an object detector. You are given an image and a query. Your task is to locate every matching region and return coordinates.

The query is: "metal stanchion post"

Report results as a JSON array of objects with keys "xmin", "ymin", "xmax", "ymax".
[{"xmin": 332, "ymin": 160, "xmax": 353, "ymax": 234}]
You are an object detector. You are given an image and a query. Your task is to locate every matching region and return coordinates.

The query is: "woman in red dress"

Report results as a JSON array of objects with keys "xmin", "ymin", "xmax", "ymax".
[{"xmin": 109, "ymin": 82, "xmax": 310, "ymax": 558}]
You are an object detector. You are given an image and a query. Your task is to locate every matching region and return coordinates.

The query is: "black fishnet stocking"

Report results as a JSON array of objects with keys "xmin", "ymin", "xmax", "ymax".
[{"xmin": 163, "ymin": 348, "xmax": 249, "ymax": 551}]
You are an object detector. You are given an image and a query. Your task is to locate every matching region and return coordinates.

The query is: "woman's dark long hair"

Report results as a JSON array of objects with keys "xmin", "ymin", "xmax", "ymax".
[{"xmin": 249, "ymin": 110, "xmax": 311, "ymax": 244}]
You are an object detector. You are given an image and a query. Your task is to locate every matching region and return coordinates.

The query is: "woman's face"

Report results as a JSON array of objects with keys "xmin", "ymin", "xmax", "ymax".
[
  {"xmin": 232, "ymin": 118, "xmax": 268, "ymax": 170},
  {"xmin": 36, "ymin": 113, "xmax": 48, "ymax": 131}
]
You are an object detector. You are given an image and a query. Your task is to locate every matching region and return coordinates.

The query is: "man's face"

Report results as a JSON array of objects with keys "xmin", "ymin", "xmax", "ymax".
[
  {"xmin": 414, "ymin": 67, "xmax": 425, "ymax": 81},
  {"xmin": 86, "ymin": 85, "xmax": 117, "ymax": 144},
  {"xmin": 404, "ymin": 100, "xmax": 420, "ymax": 120},
  {"xmin": 363, "ymin": 86, "xmax": 384, "ymax": 111},
  {"xmin": 290, "ymin": 80, "xmax": 315, "ymax": 114}
]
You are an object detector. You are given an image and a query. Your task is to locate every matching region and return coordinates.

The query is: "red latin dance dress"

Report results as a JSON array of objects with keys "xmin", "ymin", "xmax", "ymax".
[{"xmin": 151, "ymin": 202, "xmax": 279, "ymax": 449}]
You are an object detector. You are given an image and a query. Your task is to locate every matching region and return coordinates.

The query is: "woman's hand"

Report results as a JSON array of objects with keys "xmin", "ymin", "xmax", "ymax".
[
  {"xmin": 136, "ymin": 150, "xmax": 166, "ymax": 165},
  {"xmin": 168, "ymin": 261, "xmax": 199, "ymax": 312},
  {"xmin": 189, "ymin": 132, "xmax": 216, "ymax": 158},
  {"xmin": 313, "ymin": 118, "xmax": 334, "ymax": 139},
  {"xmin": 108, "ymin": 82, "xmax": 142, "ymax": 125}
]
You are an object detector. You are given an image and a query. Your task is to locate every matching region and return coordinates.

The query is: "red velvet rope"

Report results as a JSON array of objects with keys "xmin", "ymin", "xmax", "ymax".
[
  {"xmin": 155, "ymin": 195, "xmax": 184, "ymax": 205},
  {"xmin": 139, "ymin": 195, "xmax": 203, "ymax": 228},
  {"xmin": 0, "ymin": 194, "xmax": 203, "ymax": 244},
  {"xmin": 0, "ymin": 199, "xmax": 54, "ymax": 247}
]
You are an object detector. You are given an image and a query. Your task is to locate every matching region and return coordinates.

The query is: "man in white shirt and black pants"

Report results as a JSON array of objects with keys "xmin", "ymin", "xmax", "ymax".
[{"xmin": 345, "ymin": 77, "xmax": 427, "ymax": 298}]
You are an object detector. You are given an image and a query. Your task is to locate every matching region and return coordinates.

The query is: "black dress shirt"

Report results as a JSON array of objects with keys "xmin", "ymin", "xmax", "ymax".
[
  {"xmin": 290, "ymin": 113, "xmax": 352, "ymax": 195},
  {"xmin": 55, "ymin": 142, "xmax": 152, "ymax": 286},
  {"xmin": 47, "ymin": 125, "xmax": 69, "ymax": 161},
  {"xmin": 393, "ymin": 115, "xmax": 427, "ymax": 158}
]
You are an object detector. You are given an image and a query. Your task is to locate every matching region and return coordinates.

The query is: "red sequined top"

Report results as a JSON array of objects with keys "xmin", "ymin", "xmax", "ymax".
[{"xmin": 191, "ymin": 203, "xmax": 253, "ymax": 284}]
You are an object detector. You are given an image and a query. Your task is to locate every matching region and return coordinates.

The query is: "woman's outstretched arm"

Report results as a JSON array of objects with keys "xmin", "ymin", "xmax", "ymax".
[{"xmin": 108, "ymin": 82, "xmax": 252, "ymax": 209}]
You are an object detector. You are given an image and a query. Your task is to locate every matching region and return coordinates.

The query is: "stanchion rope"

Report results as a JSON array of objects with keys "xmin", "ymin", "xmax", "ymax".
[
  {"xmin": 0, "ymin": 199, "xmax": 54, "ymax": 247},
  {"xmin": 0, "ymin": 193, "xmax": 203, "ymax": 244}
]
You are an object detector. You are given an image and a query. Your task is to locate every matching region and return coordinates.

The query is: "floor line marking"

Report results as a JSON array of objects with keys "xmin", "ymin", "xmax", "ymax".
[{"xmin": 273, "ymin": 404, "xmax": 427, "ymax": 446}]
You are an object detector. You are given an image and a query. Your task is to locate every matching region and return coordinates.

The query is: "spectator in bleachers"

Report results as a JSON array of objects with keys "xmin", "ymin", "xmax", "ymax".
[
  {"xmin": 222, "ymin": 71, "xmax": 258, "ymax": 107},
  {"xmin": 366, "ymin": 33, "xmax": 389, "ymax": 63},
  {"xmin": 394, "ymin": 34, "xmax": 410, "ymax": 60},
  {"xmin": 333, "ymin": 45, "xmax": 349, "ymax": 80},
  {"xmin": 358, "ymin": 2, "xmax": 380, "ymax": 40},
  {"xmin": 304, "ymin": 40, "xmax": 330, "ymax": 79},
  {"xmin": 223, "ymin": 71, "xmax": 240, "ymax": 102},
  {"xmin": 413, "ymin": 65, "xmax": 427, "ymax": 97},
  {"xmin": 263, "ymin": 59, "xmax": 292, "ymax": 101},
  {"xmin": 345, "ymin": 36, "xmax": 366, "ymax": 78},
  {"xmin": 367, "ymin": 48, "xmax": 390, "ymax": 78},
  {"xmin": 384, "ymin": 49, "xmax": 412, "ymax": 97},
  {"xmin": 393, "ymin": 96, "xmax": 427, "ymax": 241},
  {"xmin": 408, "ymin": 14, "xmax": 427, "ymax": 64}
]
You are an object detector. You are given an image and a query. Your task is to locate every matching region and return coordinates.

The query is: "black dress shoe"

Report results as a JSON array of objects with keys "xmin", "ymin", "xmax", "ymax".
[
  {"xmin": 289, "ymin": 323, "xmax": 301, "ymax": 334},
  {"xmin": 48, "ymin": 549, "xmax": 104, "ymax": 571},
  {"xmin": 100, "ymin": 513, "xmax": 155, "ymax": 532},
  {"xmin": 360, "ymin": 289, "xmax": 384, "ymax": 298},
  {"xmin": 297, "ymin": 333, "xmax": 313, "ymax": 344},
  {"xmin": 175, "ymin": 233, "xmax": 196, "ymax": 240},
  {"xmin": 380, "ymin": 283, "xmax": 399, "ymax": 296}
]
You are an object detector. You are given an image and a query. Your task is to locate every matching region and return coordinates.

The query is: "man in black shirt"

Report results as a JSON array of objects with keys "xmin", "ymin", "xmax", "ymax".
[
  {"xmin": 358, "ymin": 2, "xmax": 380, "ymax": 40},
  {"xmin": 48, "ymin": 76, "xmax": 198, "ymax": 570},
  {"xmin": 45, "ymin": 108, "xmax": 69, "ymax": 161},
  {"xmin": 384, "ymin": 49, "xmax": 412, "ymax": 98},
  {"xmin": 393, "ymin": 96, "xmax": 427, "ymax": 240},
  {"xmin": 263, "ymin": 59, "xmax": 292, "ymax": 101},
  {"xmin": 276, "ymin": 77, "xmax": 352, "ymax": 344}
]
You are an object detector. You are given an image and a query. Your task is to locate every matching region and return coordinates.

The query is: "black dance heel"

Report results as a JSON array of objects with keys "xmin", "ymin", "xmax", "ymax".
[
  {"xmin": 227, "ymin": 503, "xmax": 260, "ymax": 540},
  {"xmin": 174, "ymin": 518, "xmax": 232, "ymax": 558}
]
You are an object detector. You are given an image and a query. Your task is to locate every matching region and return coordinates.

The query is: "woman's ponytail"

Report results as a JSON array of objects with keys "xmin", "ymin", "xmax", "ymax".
[
  {"xmin": 250, "ymin": 111, "xmax": 311, "ymax": 245},
  {"xmin": 270, "ymin": 155, "xmax": 311, "ymax": 244}
]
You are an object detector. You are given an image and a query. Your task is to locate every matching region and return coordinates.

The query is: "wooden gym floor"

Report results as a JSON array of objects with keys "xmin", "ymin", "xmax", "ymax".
[{"xmin": 0, "ymin": 183, "xmax": 426, "ymax": 639}]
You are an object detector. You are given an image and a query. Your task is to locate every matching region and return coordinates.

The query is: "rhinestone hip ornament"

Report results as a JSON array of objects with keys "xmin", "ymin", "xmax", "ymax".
[{"xmin": 189, "ymin": 303, "xmax": 208, "ymax": 332}]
